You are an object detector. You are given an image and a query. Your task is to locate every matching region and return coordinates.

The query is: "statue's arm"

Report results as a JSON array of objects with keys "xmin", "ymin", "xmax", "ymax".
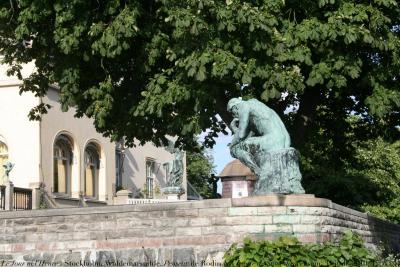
[
  {"xmin": 230, "ymin": 118, "xmax": 239, "ymax": 133},
  {"xmin": 230, "ymin": 104, "xmax": 250, "ymax": 146},
  {"xmin": 237, "ymin": 104, "xmax": 250, "ymax": 140}
]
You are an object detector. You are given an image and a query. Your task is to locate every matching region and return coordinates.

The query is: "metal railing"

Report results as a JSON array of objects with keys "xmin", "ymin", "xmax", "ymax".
[
  {"xmin": 13, "ymin": 187, "xmax": 32, "ymax": 210},
  {"xmin": 127, "ymin": 198, "xmax": 183, "ymax": 205},
  {"xmin": 0, "ymin": 185, "xmax": 5, "ymax": 210},
  {"xmin": 187, "ymin": 181, "xmax": 203, "ymax": 200}
]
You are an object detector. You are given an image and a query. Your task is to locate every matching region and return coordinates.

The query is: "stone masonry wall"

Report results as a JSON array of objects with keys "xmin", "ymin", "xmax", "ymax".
[{"xmin": 0, "ymin": 195, "xmax": 399, "ymax": 266}]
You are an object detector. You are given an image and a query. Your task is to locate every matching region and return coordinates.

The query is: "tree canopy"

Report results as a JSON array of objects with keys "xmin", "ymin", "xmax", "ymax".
[
  {"xmin": 0, "ymin": 0, "xmax": 399, "ymax": 150},
  {"xmin": 301, "ymin": 116, "xmax": 400, "ymax": 223}
]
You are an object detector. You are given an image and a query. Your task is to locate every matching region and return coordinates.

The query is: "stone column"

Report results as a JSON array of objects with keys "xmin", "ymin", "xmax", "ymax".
[
  {"xmin": 29, "ymin": 182, "xmax": 41, "ymax": 210},
  {"xmin": 5, "ymin": 181, "xmax": 14, "ymax": 211}
]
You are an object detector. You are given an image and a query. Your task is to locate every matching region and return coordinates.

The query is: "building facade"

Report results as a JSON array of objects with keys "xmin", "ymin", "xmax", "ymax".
[{"xmin": 0, "ymin": 60, "xmax": 187, "ymax": 207}]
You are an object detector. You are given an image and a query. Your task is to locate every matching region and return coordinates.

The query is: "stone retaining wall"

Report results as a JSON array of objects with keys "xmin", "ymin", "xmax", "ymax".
[{"xmin": 0, "ymin": 195, "xmax": 399, "ymax": 266}]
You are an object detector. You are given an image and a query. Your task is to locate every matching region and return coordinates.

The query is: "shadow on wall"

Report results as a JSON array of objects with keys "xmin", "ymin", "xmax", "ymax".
[
  {"xmin": 123, "ymin": 149, "xmax": 139, "ymax": 194},
  {"xmin": 367, "ymin": 215, "xmax": 400, "ymax": 253},
  {"xmin": 156, "ymin": 165, "xmax": 167, "ymax": 188},
  {"xmin": 121, "ymin": 148, "xmax": 170, "ymax": 197},
  {"xmin": 125, "ymin": 149, "xmax": 139, "ymax": 172}
]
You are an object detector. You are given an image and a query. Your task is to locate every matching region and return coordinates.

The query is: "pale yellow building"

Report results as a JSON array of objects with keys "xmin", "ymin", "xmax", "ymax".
[{"xmin": 0, "ymin": 59, "xmax": 187, "ymax": 207}]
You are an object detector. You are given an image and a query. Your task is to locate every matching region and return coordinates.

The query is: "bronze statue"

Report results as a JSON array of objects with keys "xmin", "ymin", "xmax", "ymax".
[{"xmin": 228, "ymin": 98, "xmax": 304, "ymax": 194}]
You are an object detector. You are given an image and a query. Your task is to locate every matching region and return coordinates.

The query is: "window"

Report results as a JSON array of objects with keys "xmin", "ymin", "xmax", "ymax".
[
  {"xmin": 146, "ymin": 159, "xmax": 155, "ymax": 199},
  {"xmin": 0, "ymin": 139, "xmax": 8, "ymax": 184},
  {"xmin": 53, "ymin": 135, "xmax": 73, "ymax": 194},
  {"xmin": 84, "ymin": 144, "xmax": 100, "ymax": 198}
]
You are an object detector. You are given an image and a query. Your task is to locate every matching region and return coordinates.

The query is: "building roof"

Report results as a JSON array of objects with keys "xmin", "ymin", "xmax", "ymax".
[{"xmin": 218, "ymin": 159, "xmax": 256, "ymax": 180}]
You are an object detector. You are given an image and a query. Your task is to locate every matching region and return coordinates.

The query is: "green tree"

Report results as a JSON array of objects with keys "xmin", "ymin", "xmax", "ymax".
[
  {"xmin": 301, "ymin": 115, "xmax": 400, "ymax": 223},
  {"xmin": 186, "ymin": 149, "xmax": 215, "ymax": 199},
  {"xmin": 0, "ymin": 0, "xmax": 398, "ymax": 150},
  {"xmin": 1, "ymin": 0, "xmax": 400, "ymax": 219},
  {"xmin": 356, "ymin": 138, "xmax": 400, "ymax": 224}
]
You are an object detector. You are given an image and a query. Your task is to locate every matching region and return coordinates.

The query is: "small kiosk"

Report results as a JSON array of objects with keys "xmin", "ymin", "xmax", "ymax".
[{"xmin": 218, "ymin": 159, "xmax": 256, "ymax": 198}]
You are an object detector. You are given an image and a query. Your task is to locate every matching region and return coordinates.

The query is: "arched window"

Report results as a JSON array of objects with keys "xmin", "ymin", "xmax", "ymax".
[
  {"xmin": 0, "ymin": 139, "xmax": 8, "ymax": 184},
  {"xmin": 53, "ymin": 135, "xmax": 73, "ymax": 194},
  {"xmin": 84, "ymin": 143, "xmax": 100, "ymax": 198}
]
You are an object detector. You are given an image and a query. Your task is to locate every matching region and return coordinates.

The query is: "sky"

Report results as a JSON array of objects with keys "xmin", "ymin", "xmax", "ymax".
[
  {"xmin": 210, "ymin": 132, "xmax": 234, "ymax": 175},
  {"xmin": 200, "ymin": 131, "xmax": 234, "ymax": 194}
]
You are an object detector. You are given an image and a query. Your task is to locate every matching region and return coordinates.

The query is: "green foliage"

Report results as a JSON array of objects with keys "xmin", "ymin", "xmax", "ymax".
[
  {"xmin": 186, "ymin": 148, "xmax": 215, "ymax": 198},
  {"xmin": 38, "ymin": 187, "xmax": 49, "ymax": 210},
  {"xmin": 0, "ymin": 0, "xmax": 399, "ymax": 151},
  {"xmin": 302, "ymin": 115, "xmax": 400, "ymax": 224},
  {"xmin": 154, "ymin": 183, "xmax": 162, "ymax": 198},
  {"xmin": 37, "ymin": 182, "xmax": 52, "ymax": 209},
  {"xmin": 356, "ymin": 139, "xmax": 400, "ymax": 224},
  {"xmin": 380, "ymin": 254, "xmax": 400, "ymax": 267},
  {"xmin": 224, "ymin": 231, "xmax": 398, "ymax": 267},
  {"xmin": 362, "ymin": 201, "xmax": 400, "ymax": 226},
  {"xmin": 142, "ymin": 182, "xmax": 149, "ymax": 199}
]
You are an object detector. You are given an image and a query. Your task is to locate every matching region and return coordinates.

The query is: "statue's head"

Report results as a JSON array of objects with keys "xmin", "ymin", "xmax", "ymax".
[{"xmin": 227, "ymin": 98, "xmax": 242, "ymax": 113}]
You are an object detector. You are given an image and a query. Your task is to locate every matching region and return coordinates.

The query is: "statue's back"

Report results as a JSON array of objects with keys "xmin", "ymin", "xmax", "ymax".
[{"xmin": 248, "ymin": 99, "xmax": 290, "ymax": 148}]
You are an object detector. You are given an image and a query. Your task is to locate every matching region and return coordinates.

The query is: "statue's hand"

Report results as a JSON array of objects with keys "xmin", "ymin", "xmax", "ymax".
[{"xmin": 228, "ymin": 139, "xmax": 239, "ymax": 148}]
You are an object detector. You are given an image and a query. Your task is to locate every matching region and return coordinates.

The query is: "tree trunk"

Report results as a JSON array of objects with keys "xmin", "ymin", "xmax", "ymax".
[
  {"xmin": 214, "ymin": 87, "xmax": 233, "ymax": 131},
  {"xmin": 291, "ymin": 87, "xmax": 322, "ymax": 148}
]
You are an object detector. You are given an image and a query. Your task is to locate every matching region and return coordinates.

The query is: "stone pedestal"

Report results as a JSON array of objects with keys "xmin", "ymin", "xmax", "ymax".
[
  {"xmin": 162, "ymin": 186, "xmax": 184, "ymax": 200},
  {"xmin": 4, "ymin": 181, "xmax": 13, "ymax": 211},
  {"xmin": 114, "ymin": 189, "xmax": 132, "ymax": 205},
  {"xmin": 253, "ymin": 148, "xmax": 305, "ymax": 195},
  {"xmin": 29, "ymin": 182, "xmax": 41, "ymax": 210},
  {"xmin": 165, "ymin": 194, "xmax": 179, "ymax": 200}
]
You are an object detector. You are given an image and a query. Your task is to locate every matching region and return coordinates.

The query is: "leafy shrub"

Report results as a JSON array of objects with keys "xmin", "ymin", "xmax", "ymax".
[
  {"xmin": 224, "ymin": 231, "xmax": 398, "ymax": 267},
  {"xmin": 379, "ymin": 254, "xmax": 400, "ymax": 267}
]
